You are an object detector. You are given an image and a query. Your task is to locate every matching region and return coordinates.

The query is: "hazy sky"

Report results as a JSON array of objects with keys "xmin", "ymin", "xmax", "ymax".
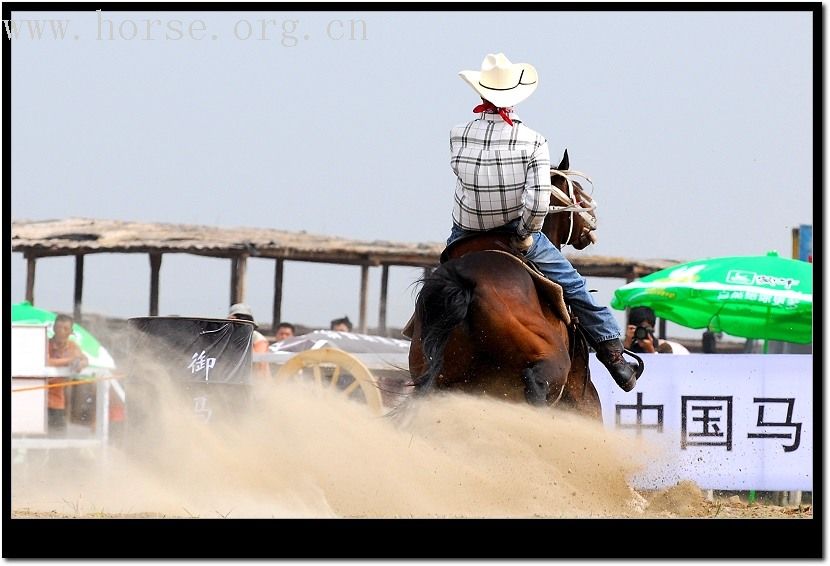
[{"xmin": 9, "ymin": 8, "xmax": 814, "ymax": 338}]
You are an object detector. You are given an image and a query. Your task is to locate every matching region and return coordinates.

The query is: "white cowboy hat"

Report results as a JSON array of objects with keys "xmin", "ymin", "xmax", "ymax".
[{"xmin": 459, "ymin": 53, "xmax": 538, "ymax": 108}]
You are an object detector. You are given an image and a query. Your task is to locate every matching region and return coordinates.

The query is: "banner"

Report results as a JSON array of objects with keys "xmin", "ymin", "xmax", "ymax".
[
  {"xmin": 590, "ymin": 354, "xmax": 813, "ymax": 491},
  {"xmin": 127, "ymin": 317, "xmax": 254, "ymax": 385},
  {"xmin": 798, "ymin": 224, "xmax": 813, "ymax": 263}
]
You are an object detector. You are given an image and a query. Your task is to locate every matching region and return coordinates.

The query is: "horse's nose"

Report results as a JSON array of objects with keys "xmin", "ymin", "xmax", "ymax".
[{"xmin": 587, "ymin": 231, "xmax": 598, "ymax": 244}]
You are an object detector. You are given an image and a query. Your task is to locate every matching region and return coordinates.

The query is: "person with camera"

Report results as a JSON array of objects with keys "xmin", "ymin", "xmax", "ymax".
[{"xmin": 625, "ymin": 306, "xmax": 669, "ymax": 354}]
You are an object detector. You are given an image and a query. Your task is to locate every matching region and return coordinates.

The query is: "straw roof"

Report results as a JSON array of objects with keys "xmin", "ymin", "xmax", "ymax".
[{"xmin": 11, "ymin": 217, "xmax": 679, "ymax": 277}]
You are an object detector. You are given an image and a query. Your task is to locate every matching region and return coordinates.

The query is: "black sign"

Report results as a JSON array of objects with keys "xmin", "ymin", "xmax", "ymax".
[{"xmin": 127, "ymin": 317, "xmax": 254, "ymax": 385}]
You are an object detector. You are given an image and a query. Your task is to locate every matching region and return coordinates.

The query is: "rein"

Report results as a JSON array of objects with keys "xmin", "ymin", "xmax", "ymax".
[{"xmin": 548, "ymin": 169, "xmax": 598, "ymax": 246}]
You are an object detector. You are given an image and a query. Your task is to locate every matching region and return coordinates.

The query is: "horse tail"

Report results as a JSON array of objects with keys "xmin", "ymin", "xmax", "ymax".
[{"xmin": 413, "ymin": 262, "xmax": 474, "ymax": 394}]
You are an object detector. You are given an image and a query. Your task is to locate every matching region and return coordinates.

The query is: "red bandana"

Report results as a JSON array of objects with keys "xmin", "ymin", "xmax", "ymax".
[{"xmin": 473, "ymin": 100, "xmax": 514, "ymax": 126}]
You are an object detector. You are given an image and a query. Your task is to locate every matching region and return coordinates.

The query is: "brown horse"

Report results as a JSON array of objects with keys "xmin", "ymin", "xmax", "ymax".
[{"xmin": 407, "ymin": 150, "xmax": 609, "ymax": 420}]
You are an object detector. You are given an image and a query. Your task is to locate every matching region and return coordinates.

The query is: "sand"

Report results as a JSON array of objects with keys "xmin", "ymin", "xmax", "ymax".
[{"xmin": 11, "ymin": 375, "xmax": 811, "ymax": 520}]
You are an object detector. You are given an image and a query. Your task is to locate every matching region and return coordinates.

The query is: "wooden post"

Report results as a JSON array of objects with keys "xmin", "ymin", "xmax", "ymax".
[
  {"xmin": 149, "ymin": 253, "xmax": 162, "ymax": 316},
  {"xmin": 791, "ymin": 490, "xmax": 802, "ymax": 506},
  {"xmin": 378, "ymin": 265, "xmax": 389, "ymax": 336},
  {"xmin": 73, "ymin": 255, "xmax": 84, "ymax": 322},
  {"xmin": 272, "ymin": 258, "xmax": 284, "ymax": 329},
  {"xmin": 358, "ymin": 264, "xmax": 369, "ymax": 334},
  {"xmin": 25, "ymin": 254, "xmax": 36, "ymax": 304},
  {"xmin": 238, "ymin": 254, "xmax": 248, "ymax": 303},
  {"xmin": 230, "ymin": 257, "xmax": 238, "ymax": 305},
  {"xmin": 230, "ymin": 254, "xmax": 248, "ymax": 305}
]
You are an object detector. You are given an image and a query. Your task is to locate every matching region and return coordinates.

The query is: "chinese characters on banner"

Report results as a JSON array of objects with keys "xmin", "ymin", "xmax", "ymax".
[
  {"xmin": 591, "ymin": 354, "xmax": 812, "ymax": 491},
  {"xmin": 616, "ymin": 392, "xmax": 801, "ymax": 453}
]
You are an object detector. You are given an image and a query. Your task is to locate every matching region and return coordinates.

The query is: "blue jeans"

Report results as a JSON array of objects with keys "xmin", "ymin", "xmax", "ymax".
[{"xmin": 447, "ymin": 221, "xmax": 621, "ymax": 343}]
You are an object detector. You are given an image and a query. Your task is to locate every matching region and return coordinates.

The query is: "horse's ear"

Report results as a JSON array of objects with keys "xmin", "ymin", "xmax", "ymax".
[{"xmin": 556, "ymin": 149, "xmax": 569, "ymax": 171}]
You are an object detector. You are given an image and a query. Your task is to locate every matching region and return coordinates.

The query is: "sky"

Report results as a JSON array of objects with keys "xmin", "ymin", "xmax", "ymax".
[{"xmin": 8, "ymin": 8, "xmax": 815, "ymax": 340}]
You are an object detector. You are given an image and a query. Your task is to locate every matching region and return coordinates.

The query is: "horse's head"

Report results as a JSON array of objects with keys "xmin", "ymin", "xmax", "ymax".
[{"xmin": 542, "ymin": 149, "xmax": 598, "ymax": 250}]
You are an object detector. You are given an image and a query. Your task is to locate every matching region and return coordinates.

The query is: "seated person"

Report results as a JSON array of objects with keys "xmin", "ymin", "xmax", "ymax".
[
  {"xmin": 330, "ymin": 316, "xmax": 353, "ymax": 333},
  {"xmin": 274, "ymin": 322, "xmax": 296, "ymax": 342},
  {"xmin": 228, "ymin": 303, "xmax": 270, "ymax": 377},
  {"xmin": 46, "ymin": 314, "xmax": 89, "ymax": 433}
]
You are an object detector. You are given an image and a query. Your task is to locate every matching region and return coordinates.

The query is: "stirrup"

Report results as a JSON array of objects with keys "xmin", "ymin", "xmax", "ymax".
[{"xmin": 621, "ymin": 348, "xmax": 645, "ymax": 379}]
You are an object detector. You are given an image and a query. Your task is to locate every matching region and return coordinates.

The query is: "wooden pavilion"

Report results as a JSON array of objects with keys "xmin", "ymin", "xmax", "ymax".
[{"xmin": 11, "ymin": 217, "xmax": 681, "ymax": 334}]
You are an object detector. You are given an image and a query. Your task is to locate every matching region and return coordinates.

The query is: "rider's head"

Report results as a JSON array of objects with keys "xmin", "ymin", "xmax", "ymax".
[{"xmin": 459, "ymin": 53, "xmax": 538, "ymax": 108}]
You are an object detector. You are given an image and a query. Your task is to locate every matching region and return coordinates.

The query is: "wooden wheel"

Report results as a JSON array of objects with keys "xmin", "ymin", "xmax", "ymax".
[{"xmin": 274, "ymin": 348, "xmax": 383, "ymax": 415}]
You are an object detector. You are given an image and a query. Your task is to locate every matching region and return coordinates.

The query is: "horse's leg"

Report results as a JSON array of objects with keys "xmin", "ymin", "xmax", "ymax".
[
  {"xmin": 561, "ymin": 377, "xmax": 603, "ymax": 420},
  {"xmin": 559, "ymin": 328, "xmax": 603, "ymax": 420}
]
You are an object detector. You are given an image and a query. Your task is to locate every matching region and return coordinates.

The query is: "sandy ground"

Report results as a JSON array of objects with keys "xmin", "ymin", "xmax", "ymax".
[{"xmin": 11, "ymin": 377, "xmax": 812, "ymax": 520}]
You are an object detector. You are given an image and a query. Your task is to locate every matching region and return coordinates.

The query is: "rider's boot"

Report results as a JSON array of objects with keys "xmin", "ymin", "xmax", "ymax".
[{"xmin": 595, "ymin": 338, "xmax": 638, "ymax": 392}]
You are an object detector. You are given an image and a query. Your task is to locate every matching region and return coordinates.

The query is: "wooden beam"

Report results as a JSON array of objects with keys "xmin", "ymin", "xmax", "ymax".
[
  {"xmin": 358, "ymin": 264, "xmax": 369, "ymax": 334},
  {"xmin": 273, "ymin": 258, "xmax": 284, "ymax": 329},
  {"xmin": 73, "ymin": 255, "xmax": 84, "ymax": 322},
  {"xmin": 378, "ymin": 265, "xmax": 389, "ymax": 336},
  {"xmin": 149, "ymin": 253, "xmax": 162, "ymax": 316},
  {"xmin": 25, "ymin": 254, "xmax": 36, "ymax": 304},
  {"xmin": 230, "ymin": 254, "xmax": 248, "ymax": 305}
]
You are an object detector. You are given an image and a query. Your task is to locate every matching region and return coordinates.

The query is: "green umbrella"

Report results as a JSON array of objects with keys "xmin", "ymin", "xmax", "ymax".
[
  {"xmin": 611, "ymin": 251, "xmax": 812, "ymax": 346},
  {"xmin": 11, "ymin": 301, "xmax": 116, "ymax": 369}
]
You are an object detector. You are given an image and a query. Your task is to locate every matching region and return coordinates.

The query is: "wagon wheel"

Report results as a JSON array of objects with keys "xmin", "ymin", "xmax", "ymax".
[{"xmin": 274, "ymin": 348, "xmax": 384, "ymax": 415}]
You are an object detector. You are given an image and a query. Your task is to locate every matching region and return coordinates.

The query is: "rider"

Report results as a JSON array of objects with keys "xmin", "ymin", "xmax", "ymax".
[{"xmin": 448, "ymin": 53, "xmax": 638, "ymax": 392}]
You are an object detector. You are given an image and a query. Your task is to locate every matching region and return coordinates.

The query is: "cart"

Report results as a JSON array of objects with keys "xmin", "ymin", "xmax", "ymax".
[
  {"xmin": 259, "ymin": 330, "xmax": 413, "ymax": 415},
  {"xmin": 125, "ymin": 319, "xmax": 412, "ymax": 434}
]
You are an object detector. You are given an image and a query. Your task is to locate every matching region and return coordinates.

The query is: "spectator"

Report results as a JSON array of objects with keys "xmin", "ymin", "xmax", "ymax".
[
  {"xmin": 228, "ymin": 303, "xmax": 270, "ymax": 377},
  {"xmin": 702, "ymin": 330, "xmax": 718, "ymax": 353},
  {"xmin": 274, "ymin": 322, "xmax": 296, "ymax": 342},
  {"xmin": 623, "ymin": 306, "xmax": 688, "ymax": 354},
  {"xmin": 330, "ymin": 316, "xmax": 353, "ymax": 332},
  {"xmin": 46, "ymin": 314, "xmax": 88, "ymax": 434}
]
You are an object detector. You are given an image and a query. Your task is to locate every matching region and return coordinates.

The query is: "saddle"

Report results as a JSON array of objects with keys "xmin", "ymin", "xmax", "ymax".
[{"xmin": 402, "ymin": 233, "xmax": 570, "ymax": 338}]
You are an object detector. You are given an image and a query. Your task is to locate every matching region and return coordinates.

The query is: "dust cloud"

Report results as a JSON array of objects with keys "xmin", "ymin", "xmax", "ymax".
[{"xmin": 12, "ymin": 354, "xmax": 664, "ymax": 518}]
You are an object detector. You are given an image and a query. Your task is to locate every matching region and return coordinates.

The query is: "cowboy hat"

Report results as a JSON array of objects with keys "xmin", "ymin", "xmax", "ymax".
[{"xmin": 459, "ymin": 53, "xmax": 538, "ymax": 108}]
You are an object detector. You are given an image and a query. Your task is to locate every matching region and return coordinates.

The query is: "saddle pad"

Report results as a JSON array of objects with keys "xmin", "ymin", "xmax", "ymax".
[{"xmin": 486, "ymin": 250, "xmax": 571, "ymax": 325}]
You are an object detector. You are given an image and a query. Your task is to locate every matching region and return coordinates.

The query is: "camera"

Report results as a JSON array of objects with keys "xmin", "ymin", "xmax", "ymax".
[{"xmin": 634, "ymin": 326, "xmax": 652, "ymax": 340}]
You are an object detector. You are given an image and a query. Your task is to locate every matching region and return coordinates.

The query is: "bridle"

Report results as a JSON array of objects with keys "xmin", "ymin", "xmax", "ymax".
[{"xmin": 548, "ymin": 169, "xmax": 598, "ymax": 247}]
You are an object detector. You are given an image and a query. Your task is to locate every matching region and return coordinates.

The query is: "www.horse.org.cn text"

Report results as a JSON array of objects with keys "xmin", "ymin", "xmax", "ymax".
[{"xmin": 2, "ymin": 11, "xmax": 369, "ymax": 45}]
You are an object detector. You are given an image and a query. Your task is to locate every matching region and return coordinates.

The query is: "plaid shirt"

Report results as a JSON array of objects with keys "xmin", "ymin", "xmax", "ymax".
[{"xmin": 450, "ymin": 112, "xmax": 551, "ymax": 238}]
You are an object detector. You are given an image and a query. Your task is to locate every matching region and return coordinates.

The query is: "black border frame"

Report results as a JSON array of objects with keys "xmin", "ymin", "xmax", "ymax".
[{"xmin": 3, "ymin": 2, "xmax": 823, "ymax": 559}]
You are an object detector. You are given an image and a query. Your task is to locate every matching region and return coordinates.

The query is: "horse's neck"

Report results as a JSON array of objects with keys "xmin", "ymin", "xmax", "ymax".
[{"xmin": 541, "ymin": 215, "xmax": 568, "ymax": 249}]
